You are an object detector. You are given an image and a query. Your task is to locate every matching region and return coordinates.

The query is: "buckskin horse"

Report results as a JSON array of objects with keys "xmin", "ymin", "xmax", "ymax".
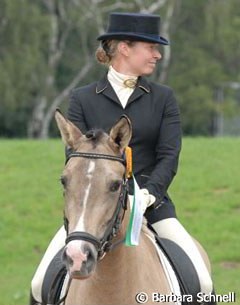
[{"xmin": 54, "ymin": 110, "xmax": 211, "ymax": 305}]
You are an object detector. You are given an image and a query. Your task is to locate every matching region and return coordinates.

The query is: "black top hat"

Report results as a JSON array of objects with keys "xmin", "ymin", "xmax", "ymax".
[{"xmin": 97, "ymin": 12, "xmax": 169, "ymax": 45}]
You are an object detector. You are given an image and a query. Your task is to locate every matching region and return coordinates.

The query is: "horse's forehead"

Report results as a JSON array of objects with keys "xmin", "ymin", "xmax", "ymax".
[
  {"xmin": 65, "ymin": 137, "xmax": 121, "ymax": 174},
  {"xmin": 77, "ymin": 133, "xmax": 112, "ymax": 152}
]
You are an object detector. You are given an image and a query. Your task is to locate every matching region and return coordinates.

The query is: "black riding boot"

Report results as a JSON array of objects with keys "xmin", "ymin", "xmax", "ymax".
[{"xmin": 29, "ymin": 291, "xmax": 41, "ymax": 305}]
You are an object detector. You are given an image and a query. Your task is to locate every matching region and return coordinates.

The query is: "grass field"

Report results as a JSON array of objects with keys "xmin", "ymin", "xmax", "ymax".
[{"xmin": 0, "ymin": 138, "xmax": 239, "ymax": 305}]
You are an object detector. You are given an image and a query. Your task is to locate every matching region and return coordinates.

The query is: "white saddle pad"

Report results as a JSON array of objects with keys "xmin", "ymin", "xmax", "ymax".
[{"xmin": 145, "ymin": 232, "xmax": 182, "ymax": 305}]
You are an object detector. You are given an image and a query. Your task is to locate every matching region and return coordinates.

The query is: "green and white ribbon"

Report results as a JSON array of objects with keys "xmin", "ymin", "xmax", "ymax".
[{"xmin": 125, "ymin": 175, "xmax": 143, "ymax": 246}]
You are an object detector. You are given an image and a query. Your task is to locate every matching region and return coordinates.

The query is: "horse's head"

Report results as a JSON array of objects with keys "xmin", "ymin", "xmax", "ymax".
[{"xmin": 55, "ymin": 110, "xmax": 132, "ymax": 279}]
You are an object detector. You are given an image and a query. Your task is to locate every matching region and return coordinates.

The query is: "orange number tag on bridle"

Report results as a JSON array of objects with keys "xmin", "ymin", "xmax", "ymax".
[{"xmin": 125, "ymin": 146, "xmax": 132, "ymax": 179}]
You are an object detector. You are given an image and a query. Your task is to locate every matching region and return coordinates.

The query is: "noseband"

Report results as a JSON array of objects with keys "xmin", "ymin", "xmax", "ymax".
[{"xmin": 64, "ymin": 151, "xmax": 129, "ymax": 259}]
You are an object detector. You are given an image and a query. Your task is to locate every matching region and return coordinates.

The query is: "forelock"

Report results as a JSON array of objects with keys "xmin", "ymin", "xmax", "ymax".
[{"xmin": 85, "ymin": 129, "xmax": 106, "ymax": 147}]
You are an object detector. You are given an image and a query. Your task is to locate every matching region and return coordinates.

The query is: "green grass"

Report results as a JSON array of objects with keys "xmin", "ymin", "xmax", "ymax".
[{"xmin": 0, "ymin": 138, "xmax": 240, "ymax": 305}]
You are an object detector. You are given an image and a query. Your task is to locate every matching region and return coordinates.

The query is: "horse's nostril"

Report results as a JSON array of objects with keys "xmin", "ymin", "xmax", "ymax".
[
  {"xmin": 83, "ymin": 244, "xmax": 97, "ymax": 269},
  {"xmin": 87, "ymin": 250, "xmax": 93, "ymax": 262},
  {"xmin": 62, "ymin": 248, "xmax": 73, "ymax": 267},
  {"xmin": 83, "ymin": 245, "xmax": 96, "ymax": 261}
]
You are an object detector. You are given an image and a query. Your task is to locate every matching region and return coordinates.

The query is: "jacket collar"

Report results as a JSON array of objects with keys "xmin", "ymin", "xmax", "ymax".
[{"xmin": 96, "ymin": 74, "xmax": 150, "ymax": 106}]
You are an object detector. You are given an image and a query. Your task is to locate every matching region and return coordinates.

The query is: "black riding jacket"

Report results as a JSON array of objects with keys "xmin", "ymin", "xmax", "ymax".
[{"xmin": 67, "ymin": 75, "xmax": 182, "ymax": 203}]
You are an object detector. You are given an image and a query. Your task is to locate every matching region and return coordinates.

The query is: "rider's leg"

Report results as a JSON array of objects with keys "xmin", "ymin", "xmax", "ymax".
[
  {"xmin": 152, "ymin": 218, "xmax": 213, "ymax": 294},
  {"xmin": 30, "ymin": 226, "xmax": 66, "ymax": 304},
  {"xmin": 145, "ymin": 197, "xmax": 214, "ymax": 298}
]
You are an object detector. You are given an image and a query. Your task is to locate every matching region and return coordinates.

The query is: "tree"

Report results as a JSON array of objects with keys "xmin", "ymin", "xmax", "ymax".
[
  {"xmin": 29, "ymin": 0, "xmax": 177, "ymax": 138},
  {"xmin": 0, "ymin": 0, "xmax": 49, "ymax": 137},
  {"xmin": 27, "ymin": 0, "xmax": 95, "ymax": 138},
  {"xmin": 168, "ymin": 0, "xmax": 240, "ymax": 135},
  {"xmin": 1, "ymin": 0, "xmax": 239, "ymax": 137}
]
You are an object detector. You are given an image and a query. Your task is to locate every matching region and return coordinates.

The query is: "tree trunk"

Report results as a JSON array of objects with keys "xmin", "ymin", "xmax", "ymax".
[
  {"xmin": 40, "ymin": 61, "xmax": 93, "ymax": 138},
  {"xmin": 27, "ymin": 97, "xmax": 47, "ymax": 138},
  {"xmin": 27, "ymin": 0, "xmax": 67, "ymax": 138},
  {"xmin": 158, "ymin": 0, "xmax": 177, "ymax": 84}
]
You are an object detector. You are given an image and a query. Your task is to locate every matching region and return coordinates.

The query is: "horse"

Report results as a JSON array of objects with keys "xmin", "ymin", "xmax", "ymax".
[{"xmin": 54, "ymin": 110, "xmax": 211, "ymax": 305}]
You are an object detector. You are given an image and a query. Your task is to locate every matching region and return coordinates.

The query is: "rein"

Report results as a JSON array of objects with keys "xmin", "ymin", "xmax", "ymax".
[{"xmin": 64, "ymin": 151, "xmax": 129, "ymax": 259}]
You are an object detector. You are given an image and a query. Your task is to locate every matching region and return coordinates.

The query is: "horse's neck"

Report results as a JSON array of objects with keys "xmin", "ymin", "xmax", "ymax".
[
  {"xmin": 95, "ymin": 222, "xmax": 158, "ymax": 288},
  {"xmin": 96, "ymin": 206, "xmax": 154, "ymax": 279}
]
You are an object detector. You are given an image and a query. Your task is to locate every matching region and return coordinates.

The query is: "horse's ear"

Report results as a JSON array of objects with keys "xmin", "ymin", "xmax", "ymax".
[
  {"xmin": 55, "ymin": 109, "xmax": 82, "ymax": 149},
  {"xmin": 109, "ymin": 115, "xmax": 132, "ymax": 153}
]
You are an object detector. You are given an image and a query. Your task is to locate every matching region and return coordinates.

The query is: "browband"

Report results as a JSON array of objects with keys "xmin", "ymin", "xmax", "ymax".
[{"xmin": 65, "ymin": 152, "xmax": 125, "ymax": 165}]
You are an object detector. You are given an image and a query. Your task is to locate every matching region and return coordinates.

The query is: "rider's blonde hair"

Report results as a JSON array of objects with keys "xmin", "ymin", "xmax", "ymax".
[{"xmin": 95, "ymin": 40, "xmax": 135, "ymax": 65}]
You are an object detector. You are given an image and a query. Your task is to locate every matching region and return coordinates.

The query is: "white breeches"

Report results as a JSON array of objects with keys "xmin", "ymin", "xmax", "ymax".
[
  {"xmin": 31, "ymin": 219, "xmax": 213, "ymax": 303},
  {"xmin": 152, "ymin": 218, "xmax": 213, "ymax": 294}
]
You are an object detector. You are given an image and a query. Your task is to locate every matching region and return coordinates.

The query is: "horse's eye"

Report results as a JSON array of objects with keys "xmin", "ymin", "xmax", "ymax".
[
  {"xmin": 60, "ymin": 176, "xmax": 67, "ymax": 187},
  {"xmin": 109, "ymin": 180, "xmax": 121, "ymax": 192}
]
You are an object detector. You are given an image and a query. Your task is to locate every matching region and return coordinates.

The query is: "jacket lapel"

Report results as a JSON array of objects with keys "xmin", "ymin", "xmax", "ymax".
[
  {"xmin": 127, "ymin": 77, "xmax": 150, "ymax": 105},
  {"xmin": 96, "ymin": 75, "xmax": 151, "ymax": 106},
  {"xmin": 96, "ymin": 75, "xmax": 121, "ymax": 106}
]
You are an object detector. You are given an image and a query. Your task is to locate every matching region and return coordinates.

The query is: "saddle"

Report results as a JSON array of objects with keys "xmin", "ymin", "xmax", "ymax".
[
  {"xmin": 155, "ymin": 236, "xmax": 201, "ymax": 304},
  {"xmin": 41, "ymin": 248, "xmax": 67, "ymax": 305},
  {"xmin": 42, "ymin": 235, "xmax": 200, "ymax": 305}
]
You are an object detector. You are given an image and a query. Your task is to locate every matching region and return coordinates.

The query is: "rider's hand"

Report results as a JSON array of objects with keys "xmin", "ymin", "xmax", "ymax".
[{"xmin": 140, "ymin": 188, "xmax": 156, "ymax": 214}]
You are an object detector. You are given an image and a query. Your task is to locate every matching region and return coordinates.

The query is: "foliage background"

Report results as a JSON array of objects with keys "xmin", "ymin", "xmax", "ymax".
[{"xmin": 0, "ymin": 0, "xmax": 240, "ymax": 137}]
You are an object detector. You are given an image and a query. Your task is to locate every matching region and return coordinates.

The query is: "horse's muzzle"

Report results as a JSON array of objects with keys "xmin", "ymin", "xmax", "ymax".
[{"xmin": 62, "ymin": 240, "xmax": 98, "ymax": 279}]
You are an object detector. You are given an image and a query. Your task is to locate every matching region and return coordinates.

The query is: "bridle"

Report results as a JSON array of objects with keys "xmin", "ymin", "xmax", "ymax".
[{"xmin": 64, "ymin": 151, "xmax": 129, "ymax": 259}]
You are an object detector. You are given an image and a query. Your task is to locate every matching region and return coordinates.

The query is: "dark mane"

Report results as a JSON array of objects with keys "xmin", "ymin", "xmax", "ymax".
[{"xmin": 85, "ymin": 129, "xmax": 105, "ymax": 147}]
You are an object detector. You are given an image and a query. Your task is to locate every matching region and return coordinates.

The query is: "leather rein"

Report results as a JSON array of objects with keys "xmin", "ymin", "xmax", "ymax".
[{"xmin": 64, "ymin": 151, "xmax": 129, "ymax": 259}]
